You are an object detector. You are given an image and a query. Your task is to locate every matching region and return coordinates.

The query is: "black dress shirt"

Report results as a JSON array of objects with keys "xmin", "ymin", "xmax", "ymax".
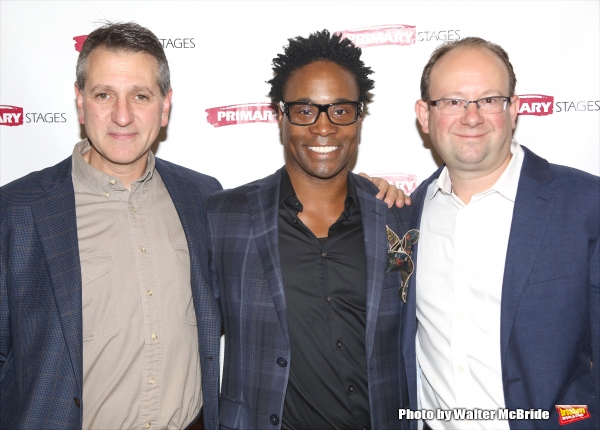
[{"xmin": 278, "ymin": 170, "xmax": 370, "ymax": 430}]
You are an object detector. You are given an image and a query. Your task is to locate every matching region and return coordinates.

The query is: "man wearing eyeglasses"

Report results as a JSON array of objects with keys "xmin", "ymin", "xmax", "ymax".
[
  {"xmin": 405, "ymin": 37, "xmax": 599, "ymax": 429},
  {"xmin": 206, "ymin": 30, "xmax": 413, "ymax": 429}
]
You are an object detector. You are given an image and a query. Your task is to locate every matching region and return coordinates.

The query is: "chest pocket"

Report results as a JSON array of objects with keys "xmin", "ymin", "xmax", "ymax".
[
  {"xmin": 173, "ymin": 245, "xmax": 197, "ymax": 325},
  {"xmin": 80, "ymin": 253, "xmax": 120, "ymax": 341}
]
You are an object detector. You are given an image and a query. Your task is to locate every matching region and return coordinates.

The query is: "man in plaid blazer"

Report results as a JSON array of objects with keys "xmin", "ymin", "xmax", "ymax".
[
  {"xmin": 0, "ymin": 22, "xmax": 221, "ymax": 429},
  {"xmin": 207, "ymin": 30, "xmax": 413, "ymax": 430}
]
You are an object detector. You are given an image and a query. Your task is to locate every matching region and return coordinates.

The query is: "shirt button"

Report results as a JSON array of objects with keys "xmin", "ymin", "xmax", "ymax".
[
  {"xmin": 144, "ymin": 423, "xmax": 151, "ymax": 429},
  {"xmin": 348, "ymin": 385, "xmax": 355, "ymax": 393},
  {"xmin": 326, "ymin": 296, "xmax": 332, "ymax": 303},
  {"xmin": 141, "ymin": 247, "xmax": 146, "ymax": 253},
  {"xmin": 276, "ymin": 357, "xmax": 287, "ymax": 367},
  {"xmin": 336, "ymin": 341, "xmax": 342, "ymax": 348},
  {"xmin": 457, "ymin": 314, "xmax": 463, "ymax": 320},
  {"xmin": 321, "ymin": 252, "xmax": 327, "ymax": 257},
  {"xmin": 109, "ymin": 179, "xmax": 116, "ymax": 185},
  {"xmin": 104, "ymin": 192, "xmax": 110, "ymax": 198},
  {"xmin": 151, "ymin": 333, "xmax": 158, "ymax": 340},
  {"xmin": 269, "ymin": 414, "xmax": 279, "ymax": 425},
  {"xmin": 458, "ymin": 365, "xmax": 465, "ymax": 372},
  {"xmin": 73, "ymin": 397, "xmax": 80, "ymax": 407},
  {"xmin": 131, "ymin": 207, "xmax": 136, "ymax": 213},
  {"xmin": 149, "ymin": 378, "xmax": 155, "ymax": 385},
  {"xmin": 148, "ymin": 290, "xmax": 154, "ymax": 297}
]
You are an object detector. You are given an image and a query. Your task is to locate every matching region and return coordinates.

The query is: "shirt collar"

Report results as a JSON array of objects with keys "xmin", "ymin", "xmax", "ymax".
[
  {"xmin": 71, "ymin": 139, "xmax": 155, "ymax": 196},
  {"xmin": 278, "ymin": 168, "xmax": 359, "ymax": 217},
  {"xmin": 431, "ymin": 139, "xmax": 524, "ymax": 203}
]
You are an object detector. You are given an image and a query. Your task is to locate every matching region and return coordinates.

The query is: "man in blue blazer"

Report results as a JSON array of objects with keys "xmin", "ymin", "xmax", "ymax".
[
  {"xmin": 0, "ymin": 22, "xmax": 221, "ymax": 429},
  {"xmin": 207, "ymin": 30, "xmax": 413, "ymax": 430},
  {"xmin": 404, "ymin": 37, "xmax": 599, "ymax": 429}
]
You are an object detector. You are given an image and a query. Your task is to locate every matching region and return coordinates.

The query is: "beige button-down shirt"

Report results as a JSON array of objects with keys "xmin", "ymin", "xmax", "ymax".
[{"xmin": 72, "ymin": 140, "xmax": 201, "ymax": 430}]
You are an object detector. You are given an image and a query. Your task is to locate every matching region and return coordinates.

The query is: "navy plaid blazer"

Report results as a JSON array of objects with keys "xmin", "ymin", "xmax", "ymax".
[
  {"xmin": 0, "ymin": 155, "xmax": 222, "ymax": 430},
  {"xmin": 402, "ymin": 147, "xmax": 600, "ymax": 430},
  {"xmin": 207, "ymin": 168, "xmax": 413, "ymax": 430}
]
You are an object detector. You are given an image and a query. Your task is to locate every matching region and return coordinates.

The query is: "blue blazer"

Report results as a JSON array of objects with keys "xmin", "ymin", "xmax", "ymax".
[
  {"xmin": 207, "ymin": 168, "xmax": 413, "ymax": 430},
  {"xmin": 0, "ymin": 155, "xmax": 222, "ymax": 430},
  {"xmin": 403, "ymin": 146, "xmax": 600, "ymax": 429}
]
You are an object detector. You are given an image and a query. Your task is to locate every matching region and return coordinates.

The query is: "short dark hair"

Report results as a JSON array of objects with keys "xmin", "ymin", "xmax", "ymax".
[
  {"xmin": 268, "ymin": 29, "xmax": 374, "ymax": 104},
  {"xmin": 420, "ymin": 37, "xmax": 517, "ymax": 101},
  {"xmin": 76, "ymin": 21, "xmax": 170, "ymax": 96}
]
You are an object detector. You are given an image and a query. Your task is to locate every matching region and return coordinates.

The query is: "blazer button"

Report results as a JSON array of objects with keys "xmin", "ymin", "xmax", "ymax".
[
  {"xmin": 74, "ymin": 397, "xmax": 81, "ymax": 407},
  {"xmin": 276, "ymin": 357, "xmax": 287, "ymax": 367},
  {"xmin": 269, "ymin": 414, "xmax": 280, "ymax": 425}
]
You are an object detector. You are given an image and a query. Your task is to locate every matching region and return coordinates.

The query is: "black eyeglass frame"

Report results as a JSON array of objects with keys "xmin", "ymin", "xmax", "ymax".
[
  {"xmin": 426, "ymin": 96, "xmax": 512, "ymax": 115},
  {"xmin": 279, "ymin": 101, "xmax": 363, "ymax": 126}
]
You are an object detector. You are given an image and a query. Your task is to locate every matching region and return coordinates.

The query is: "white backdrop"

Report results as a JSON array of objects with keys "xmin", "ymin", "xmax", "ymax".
[{"xmin": 1, "ymin": 0, "xmax": 599, "ymax": 192}]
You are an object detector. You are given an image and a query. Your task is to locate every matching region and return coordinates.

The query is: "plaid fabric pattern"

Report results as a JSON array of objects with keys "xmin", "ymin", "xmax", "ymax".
[
  {"xmin": 0, "ymin": 156, "xmax": 222, "ymax": 430},
  {"xmin": 207, "ymin": 168, "xmax": 412, "ymax": 430}
]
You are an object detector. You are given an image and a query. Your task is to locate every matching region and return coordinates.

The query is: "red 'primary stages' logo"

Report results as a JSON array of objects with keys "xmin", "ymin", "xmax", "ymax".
[
  {"xmin": 73, "ymin": 35, "xmax": 87, "ymax": 52},
  {"xmin": 518, "ymin": 94, "xmax": 554, "ymax": 116},
  {"xmin": 555, "ymin": 405, "xmax": 590, "ymax": 426},
  {"xmin": 371, "ymin": 173, "xmax": 418, "ymax": 195},
  {"xmin": 205, "ymin": 103, "xmax": 277, "ymax": 128},
  {"xmin": 0, "ymin": 105, "xmax": 24, "ymax": 126},
  {"xmin": 337, "ymin": 24, "xmax": 416, "ymax": 48}
]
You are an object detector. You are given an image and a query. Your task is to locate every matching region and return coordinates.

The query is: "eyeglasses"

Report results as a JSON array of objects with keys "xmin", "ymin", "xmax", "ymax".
[
  {"xmin": 279, "ymin": 101, "xmax": 363, "ymax": 126},
  {"xmin": 427, "ymin": 96, "xmax": 511, "ymax": 115}
]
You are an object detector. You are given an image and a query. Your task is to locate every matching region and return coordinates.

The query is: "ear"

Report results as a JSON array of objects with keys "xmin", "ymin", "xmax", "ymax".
[
  {"xmin": 161, "ymin": 89, "xmax": 173, "ymax": 127},
  {"xmin": 509, "ymin": 95, "xmax": 519, "ymax": 129},
  {"xmin": 75, "ymin": 83, "xmax": 85, "ymax": 124},
  {"xmin": 277, "ymin": 102, "xmax": 285, "ymax": 127},
  {"xmin": 415, "ymin": 100, "xmax": 430, "ymax": 134}
]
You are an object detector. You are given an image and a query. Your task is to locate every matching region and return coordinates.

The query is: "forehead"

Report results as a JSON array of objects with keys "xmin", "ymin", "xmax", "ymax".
[
  {"xmin": 429, "ymin": 47, "xmax": 510, "ymax": 97},
  {"xmin": 85, "ymin": 48, "xmax": 159, "ymax": 88},
  {"xmin": 283, "ymin": 60, "xmax": 359, "ymax": 102}
]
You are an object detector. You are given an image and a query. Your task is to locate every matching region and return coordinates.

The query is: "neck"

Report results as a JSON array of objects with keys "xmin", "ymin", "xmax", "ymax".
[
  {"xmin": 286, "ymin": 165, "xmax": 349, "ymax": 238},
  {"xmin": 448, "ymin": 152, "xmax": 512, "ymax": 204},
  {"xmin": 83, "ymin": 147, "xmax": 149, "ymax": 190},
  {"xmin": 287, "ymin": 166, "xmax": 348, "ymax": 206}
]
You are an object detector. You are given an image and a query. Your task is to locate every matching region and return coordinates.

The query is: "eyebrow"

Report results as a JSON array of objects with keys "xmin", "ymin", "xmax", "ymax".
[
  {"xmin": 89, "ymin": 85, "xmax": 156, "ymax": 96},
  {"xmin": 289, "ymin": 97, "xmax": 356, "ymax": 104},
  {"xmin": 438, "ymin": 90, "xmax": 506, "ymax": 99}
]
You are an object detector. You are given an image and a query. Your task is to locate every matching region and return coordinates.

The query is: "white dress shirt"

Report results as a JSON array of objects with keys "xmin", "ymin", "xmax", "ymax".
[{"xmin": 416, "ymin": 140, "xmax": 524, "ymax": 430}]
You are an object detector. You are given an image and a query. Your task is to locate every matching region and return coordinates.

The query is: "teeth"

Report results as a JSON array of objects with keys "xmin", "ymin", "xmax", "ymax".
[{"xmin": 307, "ymin": 146, "xmax": 339, "ymax": 153}]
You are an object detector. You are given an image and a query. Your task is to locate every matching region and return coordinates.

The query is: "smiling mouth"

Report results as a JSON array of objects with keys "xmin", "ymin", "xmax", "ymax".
[{"xmin": 307, "ymin": 146, "xmax": 340, "ymax": 153}]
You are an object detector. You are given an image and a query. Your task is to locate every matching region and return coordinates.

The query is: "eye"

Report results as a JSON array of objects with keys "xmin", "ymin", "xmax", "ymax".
[
  {"xmin": 291, "ymin": 105, "xmax": 315, "ymax": 116},
  {"xmin": 332, "ymin": 107, "xmax": 349, "ymax": 116},
  {"xmin": 95, "ymin": 93, "xmax": 110, "ymax": 100},
  {"xmin": 448, "ymin": 99, "xmax": 461, "ymax": 106},
  {"xmin": 135, "ymin": 94, "xmax": 150, "ymax": 101},
  {"xmin": 480, "ymin": 97, "xmax": 499, "ymax": 105}
]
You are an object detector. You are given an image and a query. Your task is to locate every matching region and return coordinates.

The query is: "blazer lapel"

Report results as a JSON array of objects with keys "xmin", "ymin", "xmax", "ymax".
[
  {"xmin": 247, "ymin": 169, "xmax": 289, "ymax": 341},
  {"xmin": 29, "ymin": 161, "xmax": 83, "ymax": 391},
  {"xmin": 500, "ymin": 148, "xmax": 556, "ymax": 359},
  {"xmin": 157, "ymin": 162, "xmax": 204, "ymax": 282},
  {"xmin": 355, "ymin": 179, "xmax": 388, "ymax": 364}
]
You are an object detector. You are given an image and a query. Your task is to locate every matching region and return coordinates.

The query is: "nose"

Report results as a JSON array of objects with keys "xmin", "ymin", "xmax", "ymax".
[
  {"xmin": 460, "ymin": 101, "xmax": 484, "ymax": 126},
  {"xmin": 309, "ymin": 110, "xmax": 337, "ymax": 136},
  {"xmin": 111, "ymin": 97, "xmax": 134, "ymax": 127}
]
